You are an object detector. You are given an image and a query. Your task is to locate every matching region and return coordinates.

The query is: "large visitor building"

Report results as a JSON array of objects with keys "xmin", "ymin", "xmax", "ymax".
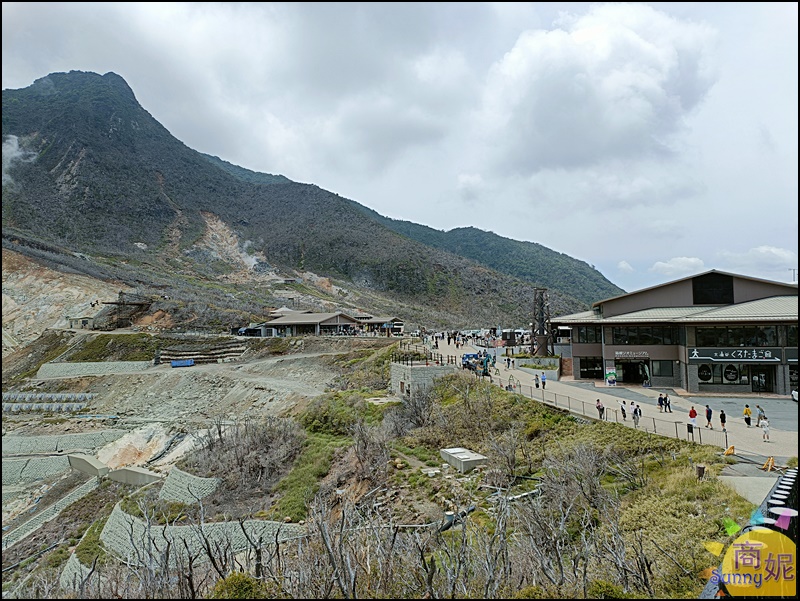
[{"xmin": 551, "ymin": 270, "xmax": 798, "ymax": 395}]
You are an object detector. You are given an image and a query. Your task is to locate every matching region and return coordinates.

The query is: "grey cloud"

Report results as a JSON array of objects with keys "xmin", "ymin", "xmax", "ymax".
[{"xmin": 480, "ymin": 3, "xmax": 718, "ymax": 175}]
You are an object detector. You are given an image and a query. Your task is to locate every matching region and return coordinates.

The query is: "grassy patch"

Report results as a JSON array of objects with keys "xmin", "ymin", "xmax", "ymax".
[
  {"xmin": 74, "ymin": 517, "xmax": 108, "ymax": 567},
  {"xmin": 300, "ymin": 390, "xmax": 389, "ymax": 436},
  {"xmin": 66, "ymin": 333, "xmax": 160, "ymax": 362},
  {"xmin": 392, "ymin": 442, "xmax": 440, "ymax": 465},
  {"xmin": 269, "ymin": 432, "xmax": 350, "ymax": 521}
]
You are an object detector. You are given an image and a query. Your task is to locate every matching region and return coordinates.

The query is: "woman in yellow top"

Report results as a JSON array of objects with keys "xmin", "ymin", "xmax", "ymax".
[{"xmin": 743, "ymin": 404, "xmax": 752, "ymax": 428}]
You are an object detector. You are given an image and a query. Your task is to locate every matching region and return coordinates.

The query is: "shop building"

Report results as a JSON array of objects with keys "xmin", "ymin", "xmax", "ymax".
[{"xmin": 551, "ymin": 270, "xmax": 797, "ymax": 395}]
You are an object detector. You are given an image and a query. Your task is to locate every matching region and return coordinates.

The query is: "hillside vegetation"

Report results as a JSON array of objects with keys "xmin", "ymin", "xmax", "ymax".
[{"xmin": 2, "ymin": 338, "xmax": 752, "ymax": 599}]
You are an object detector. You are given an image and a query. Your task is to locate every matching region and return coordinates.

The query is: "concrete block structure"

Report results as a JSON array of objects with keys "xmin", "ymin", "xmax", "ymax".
[
  {"xmin": 390, "ymin": 362, "xmax": 457, "ymax": 398},
  {"xmin": 67, "ymin": 454, "xmax": 109, "ymax": 478},
  {"xmin": 107, "ymin": 466, "xmax": 162, "ymax": 485},
  {"xmin": 440, "ymin": 447, "xmax": 488, "ymax": 473}
]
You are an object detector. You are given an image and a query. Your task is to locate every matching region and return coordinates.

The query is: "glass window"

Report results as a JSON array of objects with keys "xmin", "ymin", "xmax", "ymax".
[
  {"xmin": 760, "ymin": 326, "xmax": 777, "ymax": 347},
  {"xmin": 788, "ymin": 325, "xmax": 798, "ymax": 347},
  {"xmin": 695, "ymin": 327, "xmax": 716, "ymax": 347},
  {"xmin": 577, "ymin": 327, "xmax": 602, "ymax": 343},
  {"xmin": 579, "ymin": 357, "xmax": 604, "ymax": 379},
  {"xmin": 651, "ymin": 360, "xmax": 674, "ymax": 377},
  {"xmin": 638, "ymin": 327, "xmax": 654, "ymax": 345},
  {"xmin": 728, "ymin": 327, "xmax": 745, "ymax": 347}
]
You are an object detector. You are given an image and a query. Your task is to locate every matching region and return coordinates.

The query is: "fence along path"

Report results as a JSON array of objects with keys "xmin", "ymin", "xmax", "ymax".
[
  {"xmin": 492, "ymin": 372, "xmax": 729, "ymax": 448},
  {"xmin": 431, "ymin": 336, "xmax": 731, "ymax": 450}
]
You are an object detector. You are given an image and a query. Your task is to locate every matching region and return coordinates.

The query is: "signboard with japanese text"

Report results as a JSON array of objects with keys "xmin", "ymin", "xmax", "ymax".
[
  {"xmin": 614, "ymin": 350, "xmax": 649, "ymax": 358},
  {"xmin": 687, "ymin": 348, "xmax": 782, "ymax": 363}
]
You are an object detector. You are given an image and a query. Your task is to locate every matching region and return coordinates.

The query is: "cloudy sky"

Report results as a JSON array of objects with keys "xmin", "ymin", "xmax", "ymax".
[{"xmin": 3, "ymin": 2, "xmax": 798, "ymax": 292}]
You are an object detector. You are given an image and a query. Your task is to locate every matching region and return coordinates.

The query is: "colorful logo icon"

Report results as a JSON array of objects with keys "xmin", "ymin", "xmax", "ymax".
[{"xmin": 709, "ymin": 524, "xmax": 796, "ymax": 597}]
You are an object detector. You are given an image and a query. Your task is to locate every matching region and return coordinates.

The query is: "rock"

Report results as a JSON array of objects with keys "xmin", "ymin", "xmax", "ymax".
[{"xmin": 283, "ymin": 516, "xmax": 292, "ymax": 523}]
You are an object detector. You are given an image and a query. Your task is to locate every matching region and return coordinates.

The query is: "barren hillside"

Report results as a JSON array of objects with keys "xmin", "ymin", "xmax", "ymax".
[{"xmin": 2, "ymin": 249, "xmax": 129, "ymax": 356}]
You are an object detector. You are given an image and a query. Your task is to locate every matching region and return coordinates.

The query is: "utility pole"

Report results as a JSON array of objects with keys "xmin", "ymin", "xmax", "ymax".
[{"xmin": 790, "ymin": 268, "xmax": 798, "ymax": 282}]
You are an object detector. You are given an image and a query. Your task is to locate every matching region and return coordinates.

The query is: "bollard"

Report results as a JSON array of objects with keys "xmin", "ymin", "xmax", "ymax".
[{"xmin": 696, "ymin": 464, "xmax": 705, "ymax": 479}]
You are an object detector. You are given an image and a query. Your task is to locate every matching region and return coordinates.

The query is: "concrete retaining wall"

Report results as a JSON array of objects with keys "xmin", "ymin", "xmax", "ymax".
[
  {"xmin": 59, "ymin": 553, "xmax": 93, "ymax": 593},
  {"xmin": 2, "ymin": 478, "xmax": 98, "ymax": 550},
  {"xmin": 36, "ymin": 361, "xmax": 152, "ymax": 379},
  {"xmin": 2, "ymin": 456, "xmax": 70, "ymax": 486},
  {"xmin": 99, "ymin": 504, "xmax": 305, "ymax": 568},
  {"xmin": 2, "ymin": 430, "xmax": 126, "ymax": 457},
  {"xmin": 158, "ymin": 467, "xmax": 219, "ymax": 503}
]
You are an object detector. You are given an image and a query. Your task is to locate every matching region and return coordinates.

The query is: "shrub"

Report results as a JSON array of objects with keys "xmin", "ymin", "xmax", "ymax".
[
  {"xmin": 210, "ymin": 571, "xmax": 268, "ymax": 599},
  {"xmin": 300, "ymin": 391, "xmax": 385, "ymax": 436},
  {"xmin": 587, "ymin": 580, "xmax": 632, "ymax": 599}
]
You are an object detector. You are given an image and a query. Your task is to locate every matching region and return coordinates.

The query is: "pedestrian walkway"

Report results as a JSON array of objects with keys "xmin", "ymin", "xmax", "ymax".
[{"xmin": 441, "ymin": 337, "xmax": 797, "ymax": 465}]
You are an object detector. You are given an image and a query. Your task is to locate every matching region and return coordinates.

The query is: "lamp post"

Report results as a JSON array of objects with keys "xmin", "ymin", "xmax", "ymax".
[{"xmin": 529, "ymin": 322, "xmax": 534, "ymax": 356}]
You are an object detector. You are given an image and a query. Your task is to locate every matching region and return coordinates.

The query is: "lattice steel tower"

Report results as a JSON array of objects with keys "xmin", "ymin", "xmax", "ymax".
[{"xmin": 533, "ymin": 288, "xmax": 553, "ymax": 356}]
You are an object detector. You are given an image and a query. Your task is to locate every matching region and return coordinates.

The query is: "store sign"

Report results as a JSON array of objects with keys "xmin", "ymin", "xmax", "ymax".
[
  {"xmin": 615, "ymin": 351, "xmax": 649, "ymax": 358},
  {"xmin": 724, "ymin": 364, "xmax": 739, "ymax": 381},
  {"xmin": 688, "ymin": 348, "xmax": 782, "ymax": 363}
]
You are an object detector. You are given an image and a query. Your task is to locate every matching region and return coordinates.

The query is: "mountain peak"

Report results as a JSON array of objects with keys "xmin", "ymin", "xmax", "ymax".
[{"xmin": 3, "ymin": 69, "xmax": 623, "ymax": 328}]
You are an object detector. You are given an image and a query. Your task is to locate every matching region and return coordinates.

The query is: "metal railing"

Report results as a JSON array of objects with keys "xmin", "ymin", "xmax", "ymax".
[{"xmin": 494, "ymin": 376, "xmax": 729, "ymax": 449}]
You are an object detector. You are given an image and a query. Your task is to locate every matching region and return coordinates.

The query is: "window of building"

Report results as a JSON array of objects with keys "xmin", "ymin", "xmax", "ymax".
[
  {"xmin": 579, "ymin": 357, "xmax": 604, "ymax": 379},
  {"xmin": 692, "ymin": 272, "xmax": 734, "ymax": 305},
  {"xmin": 576, "ymin": 326, "xmax": 602, "ymax": 343},
  {"xmin": 786, "ymin": 325, "xmax": 797, "ymax": 347},
  {"xmin": 651, "ymin": 360, "xmax": 674, "ymax": 377},
  {"xmin": 696, "ymin": 326, "xmax": 779, "ymax": 347},
  {"xmin": 612, "ymin": 326, "xmax": 679, "ymax": 345}
]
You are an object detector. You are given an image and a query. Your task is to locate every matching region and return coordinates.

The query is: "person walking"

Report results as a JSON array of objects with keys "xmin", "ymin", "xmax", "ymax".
[
  {"xmin": 541, "ymin": 372, "xmax": 547, "ymax": 390},
  {"xmin": 689, "ymin": 406, "xmax": 698, "ymax": 428},
  {"xmin": 619, "ymin": 400, "xmax": 627, "ymax": 420},
  {"xmin": 664, "ymin": 394, "xmax": 672, "ymax": 413},
  {"xmin": 719, "ymin": 410, "xmax": 727, "ymax": 432},
  {"xmin": 534, "ymin": 374, "xmax": 540, "ymax": 389},
  {"xmin": 705, "ymin": 405, "xmax": 713, "ymax": 429},
  {"xmin": 755, "ymin": 405, "xmax": 765, "ymax": 427},
  {"xmin": 761, "ymin": 416, "xmax": 770, "ymax": 442},
  {"xmin": 632, "ymin": 404, "xmax": 642, "ymax": 428},
  {"xmin": 596, "ymin": 399, "xmax": 605, "ymax": 420},
  {"xmin": 743, "ymin": 404, "xmax": 752, "ymax": 428},
  {"xmin": 657, "ymin": 394, "xmax": 664, "ymax": 412}
]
